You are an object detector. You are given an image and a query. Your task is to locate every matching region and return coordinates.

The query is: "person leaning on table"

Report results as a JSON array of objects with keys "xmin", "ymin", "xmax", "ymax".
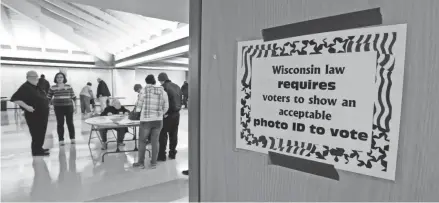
[
  {"xmin": 79, "ymin": 82, "xmax": 94, "ymax": 116},
  {"xmin": 10, "ymin": 70, "xmax": 50, "ymax": 156},
  {"xmin": 99, "ymin": 99, "xmax": 130, "ymax": 150}
]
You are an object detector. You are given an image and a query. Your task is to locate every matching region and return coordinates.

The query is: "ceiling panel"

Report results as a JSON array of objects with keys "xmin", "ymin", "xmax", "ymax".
[{"xmin": 1, "ymin": 0, "xmax": 188, "ymax": 65}]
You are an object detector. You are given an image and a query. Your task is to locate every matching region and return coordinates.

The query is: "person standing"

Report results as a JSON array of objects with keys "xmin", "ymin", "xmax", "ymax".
[
  {"xmin": 47, "ymin": 72, "xmax": 77, "ymax": 146},
  {"xmin": 37, "ymin": 74, "xmax": 50, "ymax": 95},
  {"xmin": 96, "ymin": 78, "xmax": 111, "ymax": 112},
  {"xmin": 157, "ymin": 72, "xmax": 182, "ymax": 161},
  {"xmin": 181, "ymin": 81, "xmax": 188, "ymax": 109},
  {"xmin": 79, "ymin": 82, "xmax": 94, "ymax": 116},
  {"xmin": 133, "ymin": 84, "xmax": 151, "ymax": 143},
  {"xmin": 133, "ymin": 75, "xmax": 168, "ymax": 169},
  {"xmin": 134, "ymin": 84, "xmax": 142, "ymax": 95},
  {"xmin": 11, "ymin": 70, "xmax": 50, "ymax": 156}
]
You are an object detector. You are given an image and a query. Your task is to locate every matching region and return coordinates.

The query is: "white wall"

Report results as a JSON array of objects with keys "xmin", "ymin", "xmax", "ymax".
[
  {"xmin": 112, "ymin": 69, "xmax": 137, "ymax": 106},
  {"xmin": 0, "ymin": 65, "xmax": 187, "ymax": 108},
  {"xmin": 0, "ymin": 64, "xmax": 112, "ymax": 108},
  {"xmin": 108, "ymin": 68, "xmax": 187, "ymax": 106}
]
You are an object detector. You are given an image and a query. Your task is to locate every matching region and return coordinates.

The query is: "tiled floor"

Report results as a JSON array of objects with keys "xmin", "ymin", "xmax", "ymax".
[{"xmin": 1, "ymin": 109, "xmax": 189, "ymax": 202}]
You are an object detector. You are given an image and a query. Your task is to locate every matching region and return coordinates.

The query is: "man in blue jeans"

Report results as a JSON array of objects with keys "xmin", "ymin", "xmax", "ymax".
[{"xmin": 133, "ymin": 74, "xmax": 169, "ymax": 169}]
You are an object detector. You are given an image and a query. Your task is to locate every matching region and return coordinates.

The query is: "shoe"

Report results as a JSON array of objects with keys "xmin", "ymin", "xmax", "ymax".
[
  {"xmin": 182, "ymin": 170, "xmax": 189, "ymax": 176},
  {"xmin": 71, "ymin": 139, "xmax": 76, "ymax": 144},
  {"xmin": 157, "ymin": 157, "xmax": 166, "ymax": 162},
  {"xmin": 168, "ymin": 154, "xmax": 176, "ymax": 160},
  {"xmin": 33, "ymin": 152, "xmax": 50, "ymax": 156},
  {"xmin": 150, "ymin": 164, "xmax": 157, "ymax": 169},
  {"xmin": 133, "ymin": 162, "xmax": 145, "ymax": 169},
  {"xmin": 59, "ymin": 141, "xmax": 65, "ymax": 146}
]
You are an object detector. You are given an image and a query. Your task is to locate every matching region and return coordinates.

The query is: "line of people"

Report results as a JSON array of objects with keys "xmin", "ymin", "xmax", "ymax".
[
  {"xmin": 132, "ymin": 73, "xmax": 182, "ymax": 168},
  {"xmin": 11, "ymin": 70, "xmax": 184, "ymax": 167}
]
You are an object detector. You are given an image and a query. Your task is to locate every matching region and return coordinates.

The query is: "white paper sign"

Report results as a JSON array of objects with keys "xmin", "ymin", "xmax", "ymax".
[{"xmin": 236, "ymin": 24, "xmax": 407, "ymax": 180}]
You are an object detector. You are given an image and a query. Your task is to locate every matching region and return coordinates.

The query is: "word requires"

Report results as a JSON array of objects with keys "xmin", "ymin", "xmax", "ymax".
[
  {"xmin": 278, "ymin": 80, "xmax": 336, "ymax": 91},
  {"xmin": 279, "ymin": 108, "xmax": 332, "ymax": 121},
  {"xmin": 272, "ymin": 65, "xmax": 345, "ymax": 75}
]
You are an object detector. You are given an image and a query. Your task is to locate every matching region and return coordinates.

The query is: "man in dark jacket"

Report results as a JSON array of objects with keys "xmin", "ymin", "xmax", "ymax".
[
  {"xmin": 96, "ymin": 78, "xmax": 111, "ymax": 112},
  {"xmin": 37, "ymin": 74, "xmax": 50, "ymax": 95},
  {"xmin": 181, "ymin": 81, "xmax": 188, "ymax": 109},
  {"xmin": 157, "ymin": 72, "xmax": 181, "ymax": 161},
  {"xmin": 11, "ymin": 71, "xmax": 50, "ymax": 156}
]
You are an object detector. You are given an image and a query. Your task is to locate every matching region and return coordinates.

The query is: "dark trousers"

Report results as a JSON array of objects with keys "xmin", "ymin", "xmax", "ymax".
[
  {"xmin": 90, "ymin": 99, "xmax": 95, "ymax": 109},
  {"xmin": 158, "ymin": 112, "xmax": 180, "ymax": 158},
  {"xmin": 99, "ymin": 128, "xmax": 127, "ymax": 143},
  {"xmin": 24, "ymin": 109, "xmax": 49, "ymax": 154},
  {"xmin": 54, "ymin": 106, "xmax": 75, "ymax": 141},
  {"xmin": 182, "ymin": 95, "xmax": 188, "ymax": 108}
]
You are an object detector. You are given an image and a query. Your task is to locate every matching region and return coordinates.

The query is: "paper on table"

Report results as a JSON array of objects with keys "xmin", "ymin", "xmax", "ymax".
[
  {"xmin": 91, "ymin": 117, "xmax": 113, "ymax": 124},
  {"xmin": 116, "ymin": 119, "xmax": 137, "ymax": 125}
]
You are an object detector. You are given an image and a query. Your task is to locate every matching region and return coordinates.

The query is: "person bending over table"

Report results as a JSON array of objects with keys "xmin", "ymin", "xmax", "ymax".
[{"xmin": 99, "ymin": 99, "xmax": 130, "ymax": 150}]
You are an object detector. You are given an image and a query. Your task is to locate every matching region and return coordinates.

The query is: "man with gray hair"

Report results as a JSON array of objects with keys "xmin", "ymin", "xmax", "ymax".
[{"xmin": 11, "ymin": 70, "xmax": 50, "ymax": 156}]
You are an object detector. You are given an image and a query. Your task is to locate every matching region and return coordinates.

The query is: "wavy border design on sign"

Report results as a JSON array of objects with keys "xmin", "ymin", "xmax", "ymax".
[{"xmin": 238, "ymin": 31, "xmax": 398, "ymax": 178}]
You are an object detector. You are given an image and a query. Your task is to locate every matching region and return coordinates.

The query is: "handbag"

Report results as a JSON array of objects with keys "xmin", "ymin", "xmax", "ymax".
[{"xmin": 129, "ymin": 99, "xmax": 141, "ymax": 120}]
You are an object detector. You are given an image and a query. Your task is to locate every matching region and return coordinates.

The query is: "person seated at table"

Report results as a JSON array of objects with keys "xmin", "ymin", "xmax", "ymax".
[{"xmin": 99, "ymin": 99, "xmax": 130, "ymax": 150}]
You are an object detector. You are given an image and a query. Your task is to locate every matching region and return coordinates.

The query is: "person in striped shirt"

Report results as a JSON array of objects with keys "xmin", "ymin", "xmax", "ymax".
[{"xmin": 47, "ymin": 72, "xmax": 77, "ymax": 146}]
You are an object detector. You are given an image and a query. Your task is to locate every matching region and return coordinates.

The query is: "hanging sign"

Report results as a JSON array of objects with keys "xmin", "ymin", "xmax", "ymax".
[{"xmin": 236, "ymin": 24, "xmax": 407, "ymax": 180}]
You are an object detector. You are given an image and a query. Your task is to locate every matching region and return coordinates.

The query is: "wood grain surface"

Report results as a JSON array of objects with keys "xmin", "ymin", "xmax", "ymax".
[{"xmin": 199, "ymin": 0, "xmax": 439, "ymax": 201}]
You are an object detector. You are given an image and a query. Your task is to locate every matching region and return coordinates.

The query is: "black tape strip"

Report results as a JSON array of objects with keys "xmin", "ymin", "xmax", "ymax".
[
  {"xmin": 262, "ymin": 8, "xmax": 383, "ymax": 180},
  {"xmin": 269, "ymin": 151, "xmax": 339, "ymax": 181},
  {"xmin": 262, "ymin": 8, "xmax": 382, "ymax": 41}
]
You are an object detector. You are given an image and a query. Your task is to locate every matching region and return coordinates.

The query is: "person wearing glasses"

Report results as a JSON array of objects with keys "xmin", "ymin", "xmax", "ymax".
[{"xmin": 10, "ymin": 70, "xmax": 50, "ymax": 156}]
